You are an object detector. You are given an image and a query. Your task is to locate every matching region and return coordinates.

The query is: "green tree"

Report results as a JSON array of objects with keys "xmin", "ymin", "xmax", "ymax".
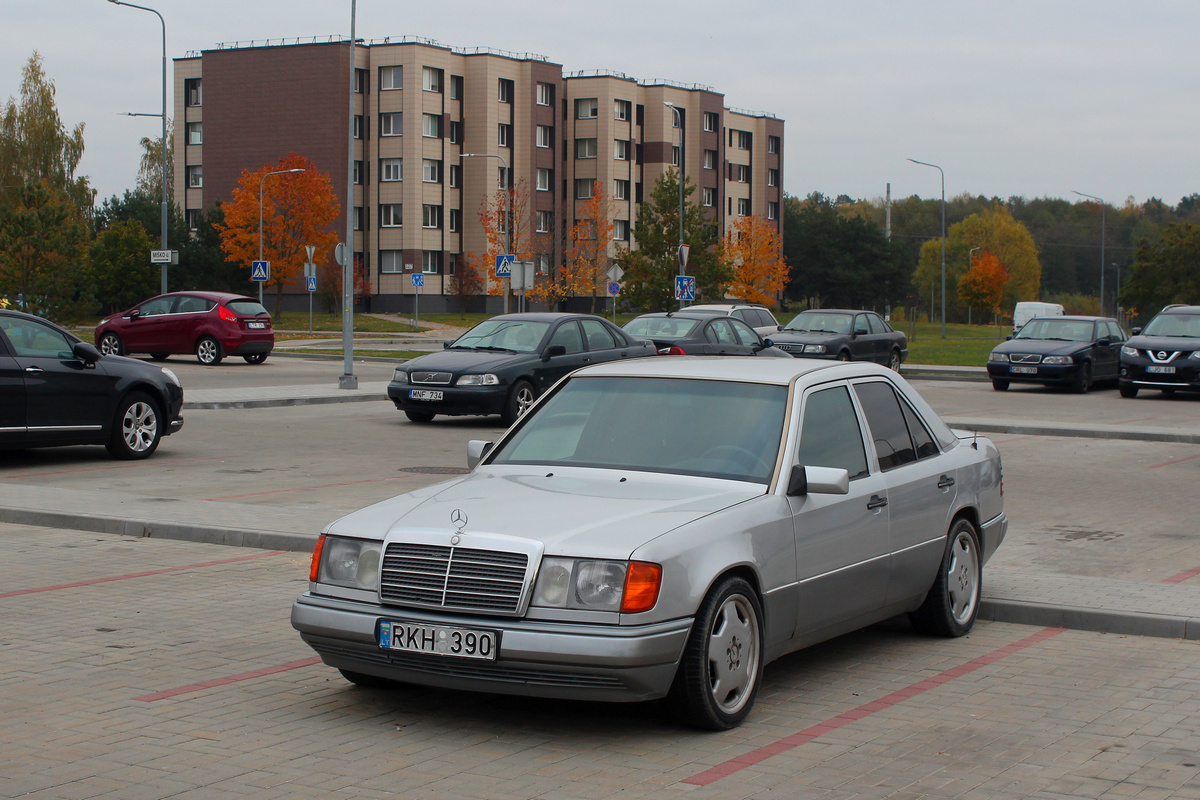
[
  {"xmin": 0, "ymin": 182, "xmax": 90, "ymax": 318},
  {"xmin": 1121, "ymin": 223, "xmax": 1200, "ymax": 321},
  {"xmin": 87, "ymin": 218, "xmax": 155, "ymax": 313},
  {"xmin": 621, "ymin": 169, "xmax": 726, "ymax": 310},
  {"xmin": 137, "ymin": 120, "xmax": 173, "ymax": 206}
]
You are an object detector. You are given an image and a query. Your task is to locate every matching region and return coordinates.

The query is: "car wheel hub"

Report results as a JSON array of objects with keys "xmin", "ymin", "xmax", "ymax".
[
  {"xmin": 707, "ymin": 594, "xmax": 759, "ymax": 713},
  {"xmin": 122, "ymin": 402, "xmax": 157, "ymax": 452}
]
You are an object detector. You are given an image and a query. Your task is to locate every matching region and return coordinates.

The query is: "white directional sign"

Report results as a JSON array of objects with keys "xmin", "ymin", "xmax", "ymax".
[
  {"xmin": 251, "ymin": 261, "xmax": 270, "ymax": 281},
  {"xmin": 150, "ymin": 250, "xmax": 175, "ymax": 264},
  {"xmin": 495, "ymin": 254, "xmax": 514, "ymax": 277}
]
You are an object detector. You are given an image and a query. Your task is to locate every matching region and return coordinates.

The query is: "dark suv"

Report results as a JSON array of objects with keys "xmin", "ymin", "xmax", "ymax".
[{"xmin": 1118, "ymin": 304, "xmax": 1200, "ymax": 398}]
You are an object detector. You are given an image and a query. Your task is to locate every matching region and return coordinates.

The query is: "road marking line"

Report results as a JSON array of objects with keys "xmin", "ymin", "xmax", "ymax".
[
  {"xmin": 1163, "ymin": 566, "xmax": 1200, "ymax": 584},
  {"xmin": 134, "ymin": 657, "xmax": 322, "ymax": 702},
  {"xmin": 681, "ymin": 627, "xmax": 1066, "ymax": 787}
]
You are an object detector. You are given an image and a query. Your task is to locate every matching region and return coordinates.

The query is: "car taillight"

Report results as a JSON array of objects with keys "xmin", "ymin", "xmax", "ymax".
[
  {"xmin": 658, "ymin": 346, "xmax": 687, "ymax": 355},
  {"xmin": 218, "ymin": 305, "xmax": 238, "ymax": 323}
]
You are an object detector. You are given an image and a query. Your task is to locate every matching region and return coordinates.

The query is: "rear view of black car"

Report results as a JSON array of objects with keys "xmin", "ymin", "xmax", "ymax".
[{"xmin": 1119, "ymin": 304, "xmax": 1200, "ymax": 398}]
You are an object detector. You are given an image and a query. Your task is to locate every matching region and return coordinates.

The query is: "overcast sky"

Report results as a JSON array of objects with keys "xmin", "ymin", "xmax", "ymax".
[{"xmin": 4, "ymin": 1, "xmax": 1198, "ymax": 209}]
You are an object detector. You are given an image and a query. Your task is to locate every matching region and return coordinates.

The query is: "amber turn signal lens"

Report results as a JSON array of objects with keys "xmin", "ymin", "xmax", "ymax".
[
  {"xmin": 620, "ymin": 561, "xmax": 662, "ymax": 613},
  {"xmin": 309, "ymin": 534, "xmax": 326, "ymax": 582}
]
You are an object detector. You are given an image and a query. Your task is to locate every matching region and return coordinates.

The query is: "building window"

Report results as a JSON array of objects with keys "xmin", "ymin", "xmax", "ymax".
[
  {"xmin": 536, "ymin": 82, "xmax": 553, "ymax": 106},
  {"xmin": 380, "ymin": 249, "xmax": 403, "ymax": 273},
  {"xmin": 380, "ymin": 204, "xmax": 403, "ymax": 227},
  {"xmin": 768, "ymin": 135, "xmax": 780, "ymax": 154},
  {"xmin": 498, "ymin": 78, "xmax": 514, "ymax": 103},
  {"xmin": 613, "ymin": 219, "xmax": 629, "ymax": 241},
  {"xmin": 575, "ymin": 138, "xmax": 597, "ymax": 159},
  {"xmin": 422, "ymin": 113, "xmax": 442, "ymax": 138},
  {"xmin": 449, "ymin": 208, "xmax": 461, "ymax": 232},
  {"xmin": 380, "ymin": 112, "xmax": 402, "ymax": 136},
  {"xmin": 536, "ymin": 210, "xmax": 553, "ymax": 233},
  {"xmin": 497, "ymin": 166, "xmax": 509, "ymax": 189},
  {"xmin": 614, "ymin": 99, "xmax": 631, "ymax": 120},
  {"xmin": 449, "ymin": 120, "xmax": 462, "ymax": 144},
  {"xmin": 184, "ymin": 78, "xmax": 202, "ymax": 107},
  {"xmin": 187, "ymin": 165, "xmax": 202, "ymax": 188},
  {"xmin": 574, "ymin": 179, "xmax": 594, "ymax": 199},
  {"xmin": 672, "ymin": 146, "xmax": 680, "ymax": 167},
  {"xmin": 614, "ymin": 179, "xmax": 629, "ymax": 201},
  {"xmin": 498, "ymin": 123, "xmax": 512, "ymax": 147},
  {"xmin": 738, "ymin": 130, "xmax": 752, "ymax": 150},
  {"xmin": 704, "ymin": 149, "xmax": 717, "ymax": 170},
  {"xmin": 186, "ymin": 209, "xmax": 200, "ymax": 230},
  {"xmin": 536, "ymin": 168, "xmax": 552, "ymax": 191},
  {"xmin": 737, "ymin": 164, "xmax": 751, "ymax": 183},
  {"xmin": 767, "ymin": 201, "xmax": 779, "ymax": 220},
  {"xmin": 614, "ymin": 139, "xmax": 630, "ymax": 161},
  {"xmin": 423, "ymin": 250, "xmax": 441, "ymax": 273},
  {"xmin": 380, "ymin": 65, "xmax": 402, "ymax": 90},
  {"xmin": 422, "ymin": 159, "xmax": 442, "ymax": 183},
  {"xmin": 380, "ymin": 158, "xmax": 402, "ymax": 182},
  {"xmin": 448, "ymin": 164, "xmax": 461, "ymax": 188},
  {"xmin": 704, "ymin": 111, "xmax": 718, "ymax": 132},
  {"xmin": 670, "ymin": 110, "xmax": 681, "ymax": 128},
  {"xmin": 537, "ymin": 125, "xmax": 553, "ymax": 148},
  {"xmin": 575, "ymin": 98, "xmax": 598, "ymax": 119},
  {"xmin": 354, "ymin": 115, "xmax": 364, "ymax": 139},
  {"xmin": 737, "ymin": 198, "xmax": 751, "ymax": 216},
  {"xmin": 768, "ymin": 168, "xmax": 779, "ymax": 187},
  {"xmin": 450, "ymin": 74, "xmax": 463, "ymax": 100},
  {"xmin": 702, "ymin": 187, "xmax": 715, "ymax": 207},
  {"xmin": 187, "ymin": 122, "xmax": 202, "ymax": 145},
  {"xmin": 353, "ymin": 206, "xmax": 363, "ymax": 231},
  {"xmin": 422, "ymin": 67, "xmax": 442, "ymax": 93},
  {"xmin": 353, "ymin": 160, "xmax": 363, "ymax": 185},
  {"xmin": 354, "ymin": 68, "xmax": 366, "ymax": 94},
  {"xmin": 422, "ymin": 205, "xmax": 442, "ymax": 229}
]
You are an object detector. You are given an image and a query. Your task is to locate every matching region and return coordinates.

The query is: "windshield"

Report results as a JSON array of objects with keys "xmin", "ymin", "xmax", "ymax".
[
  {"xmin": 1143, "ymin": 312, "xmax": 1200, "ymax": 338},
  {"xmin": 1014, "ymin": 319, "xmax": 1093, "ymax": 342},
  {"xmin": 623, "ymin": 317, "xmax": 702, "ymax": 339},
  {"xmin": 784, "ymin": 312, "xmax": 852, "ymax": 334},
  {"xmin": 491, "ymin": 376, "xmax": 788, "ymax": 484},
  {"xmin": 452, "ymin": 319, "xmax": 550, "ymax": 352}
]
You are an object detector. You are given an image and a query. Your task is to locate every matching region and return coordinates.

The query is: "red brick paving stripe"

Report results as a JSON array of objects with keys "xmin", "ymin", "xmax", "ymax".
[
  {"xmin": 682, "ymin": 626, "xmax": 1066, "ymax": 787},
  {"xmin": 0, "ymin": 456, "xmax": 230, "ymax": 479},
  {"xmin": 1163, "ymin": 565, "xmax": 1200, "ymax": 584},
  {"xmin": 0, "ymin": 551, "xmax": 285, "ymax": 599},
  {"xmin": 1146, "ymin": 453, "xmax": 1200, "ymax": 469},
  {"xmin": 134, "ymin": 657, "xmax": 323, "ymax": 701}
]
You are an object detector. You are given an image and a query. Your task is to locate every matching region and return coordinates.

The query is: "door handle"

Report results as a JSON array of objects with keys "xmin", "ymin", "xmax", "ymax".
[
  {"xmin": 867, "ymin": 495, "xmax": 888, "ymax": 510},
  {"xmin": 24, "ymin": 366, "xmax": 44, "ymax": 374},
  {"xmin": 937, "ymin": 475, "xmax": 955, "ymax": 489}
]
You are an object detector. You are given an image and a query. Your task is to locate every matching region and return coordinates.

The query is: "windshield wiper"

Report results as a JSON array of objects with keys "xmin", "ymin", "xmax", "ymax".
[{"xmin": 474, "ymin": 345, "xmax": 516, "ymax": 353}]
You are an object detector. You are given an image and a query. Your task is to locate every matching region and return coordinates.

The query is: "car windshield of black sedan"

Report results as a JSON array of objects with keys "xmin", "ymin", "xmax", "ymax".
[
  {"xmin": 1143, "ymin": 313, "xmax": 1200, "ymax": 338},
  {"xmin": 452, "ymin": 319, "xmax": 550, "ymax": 353},
  {"xmin": 623, "ymin": 317, "xmax": 702, "ymax": 338},
  {"xmin": 490, "ymin": 376, "xmax": 788, "ymax": 483},
  {"xmin": 1014, "ymin": 319, "xmax": 1093, "ymax": 341},
  {"xmin": 784, "ymin": 312, "xmax": 851, "ymax": 334}
]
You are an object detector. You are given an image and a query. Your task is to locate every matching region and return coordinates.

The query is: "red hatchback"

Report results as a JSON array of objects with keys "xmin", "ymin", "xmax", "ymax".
[{"xmin": 95, "ymin": 291, "xmax": 274, "ymax": 365}]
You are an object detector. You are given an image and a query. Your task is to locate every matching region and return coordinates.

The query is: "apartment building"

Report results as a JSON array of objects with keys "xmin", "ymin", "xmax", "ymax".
[{"xmin": 174, "ymin": 36, "xmax": 783, "ymax": 312}]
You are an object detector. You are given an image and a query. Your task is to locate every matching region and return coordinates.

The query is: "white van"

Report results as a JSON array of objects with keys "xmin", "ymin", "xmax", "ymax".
[{"xmin": 1012, "ymin": 302, "xmax": 1064, "ymax": 334}]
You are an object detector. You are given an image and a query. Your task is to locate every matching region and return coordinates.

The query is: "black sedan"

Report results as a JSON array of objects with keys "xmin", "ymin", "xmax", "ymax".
[
  {"xmin": 770, "ymin": 309, "xmax": 908, "ymax": 370},
  {"xmin": 987, "ymin": 315, "xmax": 1126, "ymax": 393},
  {"xmin": 388, "ymin": 313, "xmax": 656, "ymax": 424},
  {"xmin": 0, "ymin": 309, "xmax": 184, "ymax": 459},
  {"xmin": 623, "ymin": 311, "xmax": 790, "ymax": 357}
]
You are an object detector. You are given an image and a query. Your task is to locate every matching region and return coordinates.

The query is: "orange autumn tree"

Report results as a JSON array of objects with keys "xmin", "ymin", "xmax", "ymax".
[
  {"xmin": 958, "ymin": 250, "xmax": 1008, "ymax": 323},
  {"xmin": 476, "ymin": 178, "xmax": 533, "ymax": 298},
  {"xmin": 561, "ymin": 181, "xmax": 615, "ymax": 312},
  {"xmin": 449, "ymin": 251, "xmax": 486, "ymax": 318},
  {"xmin": 218, "ymin": 153, "xmax": 340, "ymax": 315},
  {"xmin": 720, "ymin": 215, "xmax": 787, "ymax": 305}
]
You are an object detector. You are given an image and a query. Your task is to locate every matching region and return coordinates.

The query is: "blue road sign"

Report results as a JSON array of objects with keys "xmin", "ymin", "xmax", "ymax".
[
  {"xmin": 251, "ymin": 261, "xmax": 269, "ymax": 281},
  {"xmin": 675, "ymin": 275, "xmax": 695, "ymax": 301},
  {"xmin": 608, "ymin": 282, "xmax": 620, "ymax": 296},
  {"xmin": 412, "ymin": 273, "xmax": 425, "ymax": 288},
  {"xmin": 494, "ymin": 254, "xmax": 514, "ymax": 277},
  {"xmin": 306, "ymin": 276, "xmax": 317, "ymax": 292}
]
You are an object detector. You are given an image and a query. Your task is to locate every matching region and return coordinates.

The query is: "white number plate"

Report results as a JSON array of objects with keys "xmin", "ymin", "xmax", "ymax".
[
  {"xmin": 1147, "ymin": 366, "xmax": 1175, "ymax": 374},
  {"xmin": 1011, "ymin": 366, "xmax": 1038, "ymax": 374},
  {"xmin": 247, "ymin": 321, "xmax": 266, "ymax": 329},
  {"xmin": 379, "ymin": 619, "xmax": 497, "ymax": 661},
  {"xmin": 409, "ymin": 389, "xmax": 443, "ymax": 401}
]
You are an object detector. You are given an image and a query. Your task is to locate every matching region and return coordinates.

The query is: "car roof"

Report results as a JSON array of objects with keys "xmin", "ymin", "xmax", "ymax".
[
  {"xmin": 1032, "ymin": 315, "xmax": 1110, "ymax": 322},
  {"xmin": 149, "ymin": 291, "xmax": 257, "ymax": 303},
  {"xmin": 792, "ymin": 308, "xmax": 869, "ymax": 315},
  {"xmin": 1157, "ymin": 305, "xmax": 1200, "ymax": 314},
  {"xmin": 486, "ymin": 312, "xmax": 607, "ymax": 322},
  {"xmin": 627, "ymin": 311, "xmax": 725, "ymax": 321},
  {"xmin": 687, "ymin": 303, "xmax": 769, "ymax": 311},
  {"xmin": 571, "ymin": 355, "xmax": 893, "ymax": 385}
]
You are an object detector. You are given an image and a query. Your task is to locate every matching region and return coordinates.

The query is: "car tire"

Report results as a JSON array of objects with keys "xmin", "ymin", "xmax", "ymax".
[
  {"xmin": 196, "ymin": 336, "xmax": 223, "ymax": 365},
  {"xmin": 667, "ymin": 576, "xmax": 763, "ymax": 731},
  {"xmin": 98, "ymin": 332, "xmax": 124, "ymax": 357},
  {"xmin": 243, "ymin": 353, "xmax": 268, "ymax": 364},
  {"xmin": 149, "ymin": 353, "xmax": 170, "ymax": 361},
  {"xmin": 338, "ymin": 668, "xmax": 399, "ymax": 689},
  {"xmin": 404, "ymin": 409, "xmax": 435, "ymax": 423},
  {"xmin": 501, "ymin": 379, "xmax": 536, "ymax": 425},
  {"xmin": 888, "ymin": 349, "xmax": 902, "ymax": 372},
  {"xmin": 1071, "ymin": 362, "xmax": 1092, "ymax": 394},
  {"xmin": 105, "ymin": 391, "xmax": 162, "ymax": 460},
  {"xmin": 1119, "ymin": 383, "xmax": 1139, "ymax": 398},
  {"xmin": 837, "ymin": 351, "xmax": 851, "ymax": 362},
  {"xmin": 1161, "ymin": 388, "xmax": 1176, "ymax": 395},
  {"xmin": 909, "ymin": 518, "xmax": 981, "ymax": 638},
  {"xmin": 991, "ymin": 379, "xmax": 1010, "ymax": 391}
]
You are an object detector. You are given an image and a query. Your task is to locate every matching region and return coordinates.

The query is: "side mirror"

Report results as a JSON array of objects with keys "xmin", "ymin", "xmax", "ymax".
[
  {"xmin": 467, "ymin": 440, "xmax": 494, "ymax": 469},
  {"xmin": 760, "ymin": 338, "xmax": 774, "ymax": 348},
  {"xmin": 786, "ymin": 465, "xmax": 850, "ymax": 497},
  {"xmin": 1132, "ymin": 327, "xmax": 1142, "ymax": 335},
  {"xmin": 1005, "ymin": 335, "xmax": 1013, "ymax": 341},
  {"xmin": 443, "ymin": 341, "xmax": 451, "ymax": 350},
  {"xmin": 127, "ymin": 309, "xmax": 140, "ymax": 320},
  {"xmin": 854, "ymin": 328, "xmax": 868, "ymax": 336},
  {"xmin": 73, "ymin": 341, "xmax": 101, "ymax": 365},
  {"xmin": 542, "ymin": 344, "xmax": 567, "ymax": 362},
  {"xmin": 1096, "ymin": 338, "xmax": 1111, "ymax": 347}
]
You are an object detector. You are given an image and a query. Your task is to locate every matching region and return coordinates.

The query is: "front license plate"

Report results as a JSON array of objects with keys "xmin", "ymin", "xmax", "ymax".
[
  {"xmin": 247, "ymin": 321, "xmax": 266, "ymax": 329},
  {"xmin": 409, "ymin": 389, "xmax": 443, "ymax": 401},
  {"xmin": 1147, "ymin": 366, "xmax": 1175, "ymax": 374},
  {"xmin": 1011, "ymin": 366, "xmax": 1038, "ymax": 374},
  {"xmin": 378, "ymin": 620, "xmax": 497, "ymax": 661}
]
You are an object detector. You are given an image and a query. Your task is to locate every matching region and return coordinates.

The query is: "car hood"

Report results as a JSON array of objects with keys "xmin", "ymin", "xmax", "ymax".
[
  {"xmin": 400, "ymin": 348, "xmax": 533, "ymax": 375},
  {"xmin": 1126, "ymin": 334, "xmax": 1200, "ymax": 352},
  {"xmin": 992, "ymin": 338, "xmax": 1087, "ymax": 357},
  {"xmin": 324, "ymin": 467, "xmax": 761, "ymax": 559},
  {"xmin": 770, "ymin": 330, "xmax": 845, "ymax": 344}
]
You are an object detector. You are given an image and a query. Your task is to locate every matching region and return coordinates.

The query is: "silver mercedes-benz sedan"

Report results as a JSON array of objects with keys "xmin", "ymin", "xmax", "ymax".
[{"xmin": 292, "ymin": 358, "xmax": 1006, "ymax": 729}]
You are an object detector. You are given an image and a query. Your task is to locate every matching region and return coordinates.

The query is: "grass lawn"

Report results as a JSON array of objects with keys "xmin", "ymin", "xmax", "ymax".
[{"xmin": 898, "ymin": 320, "xmax": 1007, "ymax": 366}]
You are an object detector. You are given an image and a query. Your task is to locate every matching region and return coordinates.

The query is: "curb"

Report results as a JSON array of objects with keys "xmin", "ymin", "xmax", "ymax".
[
  {"xmin": 980, "ymin": 598, "xmax": 1200, "ymax": 641},
  {"xmin": 184, "ymin": 392, "xmax": 388, "ymax": 410}
]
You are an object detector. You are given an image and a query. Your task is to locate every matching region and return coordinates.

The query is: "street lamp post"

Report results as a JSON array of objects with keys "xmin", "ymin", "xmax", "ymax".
[
  {"xmin": 461, "ymin": 152, "xmax": 511, "ymax": 314},
  {"xmin": 108, "ymin": 0, "xmax": 169, "ymax": 294},
  {"xmin": 258, "ymin": 168, "xmax": 305, "ymax": 305},
  {"xmin": 340, "ymin": 0, "xmax": 359, "ymax": 390},
  {"xmin": 665, "ymin": 102, "xmax": 685, "ymax": 309},
  {"xmin": 1073, "ymin": 191, "xmax": 1106, "ymax": 315},
  {"xmin": 908, "ymin": 158, "xmax": 946, "ymax": 337}
]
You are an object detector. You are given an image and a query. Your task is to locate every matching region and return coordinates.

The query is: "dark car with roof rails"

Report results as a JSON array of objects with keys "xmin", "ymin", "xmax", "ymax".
[
  {"xmin": 1118, "ymin": 304, "xmax": 1200, "ymax": 398},
  {"xmin": 986, "ymin": 315, "xmax": 1125, "ymax": 393},
  {"xmin": 622, "ymin": 311, "xmax": 790, "ymax": 357},
  {"xmin": 770, "ymin": 309, "xmax": 907, "ymax": 370},
  {"xmin": 387, "ymin": 312, "xmax": 656, "ymax": 424}
]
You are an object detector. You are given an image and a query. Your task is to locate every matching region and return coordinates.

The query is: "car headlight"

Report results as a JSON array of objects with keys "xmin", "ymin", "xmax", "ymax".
[
  {"xmin": 989, "ymin": 351, "xmax": 1008, "ymax": 362},
  {"xmin": 532, "ymin": 557, "xmax": 661, "ymax": 613},
  {"xmin": 310, "ymin": 534, "xmax": 382, "ymax": 591},
  {"xmin": 456, "ymin": 373, "xmax": 499, "ymax": 386},
  {"xmin": 1121, "ymin": 345, "xmax": 1139, "ymax": 357},
  {"xmin": 160, "ymin": 367, "xmax": 181, "ymax": 386},
  {"xmin": 1042, "ymin": 356, "xmax": 1072, "ymax": 365},
  {"xmin": 803, "ymin": 344, "xmax": 826, "ymax": 354},
  {"xmin": 391, "ymin": 369, "xmax": 408, "ymax": 384}
]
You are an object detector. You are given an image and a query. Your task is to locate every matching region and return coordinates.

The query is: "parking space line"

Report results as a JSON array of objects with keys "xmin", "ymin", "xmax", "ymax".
[
  {"xmin": 1146, "ymin": 453, "xmax": 1200, "ymax": 469},
  {"xmin": 1163, "ymin": 566, "xmax": 1200, "ymax": 584},
  {"xmin": 682, "ymin": 627, "xmax": 1066, "ymax": 787},
  {"xmin": 133, "ymin": 657, "xmax": 322, "ymax": 702},
  {"xmin": 0, "ymin": 457, "xmax": 233, "ymax": 480},
  {"xmin": 0, "ymin": 551, "xmax": 284, "ymax": 599},
  {"xmin": 204, "ymin": 475, "xmax": 416, "ymax": 501}
]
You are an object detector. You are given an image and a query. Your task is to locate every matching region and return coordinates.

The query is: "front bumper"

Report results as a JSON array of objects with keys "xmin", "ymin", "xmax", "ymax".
[
  {"xmin": 387, "ymin": 381, "xmax": 509, "ymax": 417},
  {"xmin": 291, "ymin": 593, "xmax": 691, "ymax": 702},
  {"xmin": 1119, "ymin": 358, "xmax": 1200, "ymax": 391},
  {"xmin": 987, "ymin": 362, "xmax": 1081, "ymax": 385}
]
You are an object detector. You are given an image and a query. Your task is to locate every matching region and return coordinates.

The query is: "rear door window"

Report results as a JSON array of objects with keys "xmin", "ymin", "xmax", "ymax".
[{"xmin": 854, "ymin": 381, "xmax": 917, "ymax": 471}]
